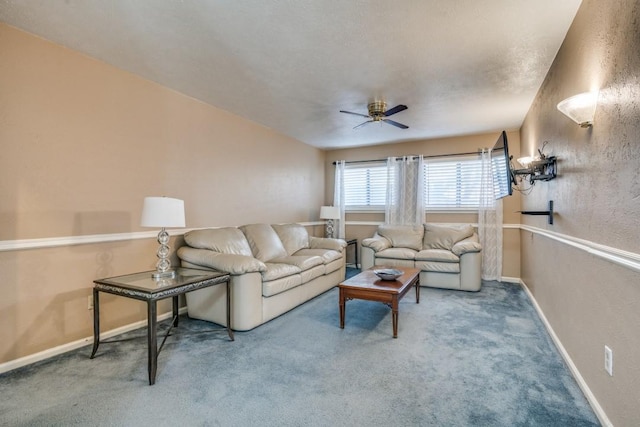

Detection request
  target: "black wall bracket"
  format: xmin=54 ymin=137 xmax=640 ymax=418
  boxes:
xmin=519 ymin=200 xmax=554 ymax=224
xmin=513 ymin=156 xmax=557 ymax=185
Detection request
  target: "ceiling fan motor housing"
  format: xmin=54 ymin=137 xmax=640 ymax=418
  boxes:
xmin=368 ymin=101 xmax=387 ymax=120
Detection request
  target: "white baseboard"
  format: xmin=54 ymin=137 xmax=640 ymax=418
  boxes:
xmin=0 ymin=307 xmax=187 ymax=375
xmin=519 ymin=280 xmax=612 ymax=427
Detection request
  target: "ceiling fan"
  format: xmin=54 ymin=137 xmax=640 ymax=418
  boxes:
xmin=339 ymin=101 xmax=409 ymax=129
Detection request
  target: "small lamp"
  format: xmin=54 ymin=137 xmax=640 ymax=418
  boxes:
xmin=516 ymin=156 xmax=535 ymax=168
xmin=141 ymin=196 xmax=186 ymax=278
xmin=319 ymin=206 xmax=340 ymax=238
xmin=513 ymin=142 xmax=557 ymax=185
xmin=557 ymin=91 xmax=598 ymax=127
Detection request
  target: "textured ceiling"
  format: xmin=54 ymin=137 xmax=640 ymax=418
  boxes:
xmin=0 ymin=0 xmax=582 ymax=149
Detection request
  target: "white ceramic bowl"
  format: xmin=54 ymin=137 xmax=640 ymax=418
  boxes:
xmin=373 ymin=268 xmax=403 ymax=281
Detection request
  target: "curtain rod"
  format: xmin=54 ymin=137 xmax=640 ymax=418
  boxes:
xmin=332 ymin=150 xmax=482 ymax=165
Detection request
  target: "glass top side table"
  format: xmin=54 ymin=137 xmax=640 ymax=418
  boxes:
xmin=90 ymin=267 xmax=232 ymax=385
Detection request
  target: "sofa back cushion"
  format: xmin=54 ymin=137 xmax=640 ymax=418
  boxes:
xmin=272 ymin=223 xmax=310 ymax=255
xmin=183 ymin=227 xmax=253 ymax=256
xmin=377 ymin=225 xmax=424 ymax=251
xmin=239 ymin=223 xmax=288 ymax=262
xmin=423 ymin=224 xmax=474 ymax=250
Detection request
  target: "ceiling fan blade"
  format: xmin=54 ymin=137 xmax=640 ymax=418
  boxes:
xmin=383 ymin=119 xmax=409 ymax=129
xmin=340 ymin=110 xmax=371 ymax=118
xmin=384 ymin=104 xmax=408 ymax=116
xmin=353 ymin=120 xmax=374 ymax=129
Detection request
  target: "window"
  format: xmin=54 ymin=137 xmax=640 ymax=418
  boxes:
xmin=424 ymin=156 xmax=483 ymax=210
xmin=343 ymin=162 xmax=389 ymax=210
xmin=343 ymin=155 xmax=482 ymax=211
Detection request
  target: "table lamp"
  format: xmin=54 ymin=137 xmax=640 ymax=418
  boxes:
xmin=140 ymin=196 xmax=186 ymax=278
xmin=319 ymin=206 xmax=340 ymax=238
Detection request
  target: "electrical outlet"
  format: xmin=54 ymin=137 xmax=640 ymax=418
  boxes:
xmin=604 ymin=345 xmax=613 ymax=376
xmin=88 ymin=295 xmax=94 ymax=310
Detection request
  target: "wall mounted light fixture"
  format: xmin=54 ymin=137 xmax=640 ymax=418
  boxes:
xmin=557 ymin=91 xmax=598 ymax=127
xmin=513 ymin=142 xmax=557 ymax=185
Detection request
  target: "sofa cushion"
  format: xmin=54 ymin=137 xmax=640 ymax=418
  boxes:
xmin=376 ymin=247 xmax=418 ymax=260
xmin=300 ymin=265 xmax=325 ymax=283
xmin=415 ymin=249 xmax=460 ymax=263
xmin=452 ymin=240 xmax=482 ymax=256
xmin=183 ymin=227 xmax=253 ymax=256
xmin=423 ymin=224 xmax=474 ymax=250
xmin=377 ymin=225 xmax=424 ymax=251
xmin=261 ymin=262 xmax=301 ymax=282
xmin=270 ymin=255 xmax=323 ymax=271
xmin=361 ymin=235 xmax=392 ymax=252
xmin=177 ymin=247 xmax=266 ymax=275
xmin=272 ymin=223 xmax=310 ymax=255
xmin=309 ymin=236 xmax=347 ymax=251
xmin=415 ymin=260 xmax=461 ymax=273
xmin=262 ymin=274 xmax=303 ymax=297
xmin=240 ymin=224 xmax=288 ymax=262
xmin=324 ymin=258 xmax=343 ymax=274
xmin=294 ymin=248 xmax=342 ymax=264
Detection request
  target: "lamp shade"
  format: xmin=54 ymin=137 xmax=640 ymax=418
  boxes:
xmin=319 ymin=206 xmax=340 ymax=220
xmin=557 ymin=92 xmax=598 ymax=127
xmin=140 ymin=197 xmax=186 ymax=228
xmin=517 ymin=156 xmax=535 ymax=167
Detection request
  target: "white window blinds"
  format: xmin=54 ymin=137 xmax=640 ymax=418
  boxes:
xmin=342 ymin=155 xmax=482 ymax=211
xmin=344 ymin=162 xmax=389 ymax=210
xmin=424 ymin=155 xmax=483 ymax=210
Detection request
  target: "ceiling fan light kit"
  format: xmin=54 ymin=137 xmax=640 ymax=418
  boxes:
xmin=340 ymin=101 xmax=409 ymax=129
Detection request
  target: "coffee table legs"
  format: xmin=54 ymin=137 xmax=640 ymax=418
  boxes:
xmin=339 ymin=288 xmax=346 ymax=329
xmin=391 ymin=296 xmax=399 ymax=338
xmin=339 ymin=275 xmax=420 ymax=338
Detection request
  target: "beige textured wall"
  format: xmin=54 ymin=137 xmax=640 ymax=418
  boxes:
xmin=520 ymin=0 xmax=640 ymax=425
xmin=324 ymin=132 xmax=522 ymax=278
xmin=0 ymin=24 xmax=325 ymax=363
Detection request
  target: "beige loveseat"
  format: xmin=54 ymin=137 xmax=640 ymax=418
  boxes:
xmin=177 ymin=223 xmax=346 ymax=331
xmin=361 ymin=224 xmax=482 ymax=291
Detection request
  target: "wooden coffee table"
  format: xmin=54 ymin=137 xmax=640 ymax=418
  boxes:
xmin=339 ymin=267 xmax=420 ymax=338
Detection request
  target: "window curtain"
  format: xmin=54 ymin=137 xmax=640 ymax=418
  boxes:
xmin=385 ymin=155 xmax=425 ymax=225
xmin=333 ymin=160 xmax=346 ymax=239
xmin=478 ymin=149 xmax=503 ymax=280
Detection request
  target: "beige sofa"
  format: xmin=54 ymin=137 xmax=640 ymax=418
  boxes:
xmin=361 ymin=224 xmax=482 ymax=291
xmin=177 ymin=223 xmax=346 ymax=331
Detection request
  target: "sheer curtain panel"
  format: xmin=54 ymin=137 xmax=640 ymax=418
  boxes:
xmin=478 ymin=149 xmax=503 ymax=280
xmin=385 ymin=156 xmax=425 ymax=226
xmin=333 ymin=160 xmax=346 ymax=239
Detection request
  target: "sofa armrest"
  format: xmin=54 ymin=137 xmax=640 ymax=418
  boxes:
xmin=452 ymin=240 xmax=482 ymax=256
xmin=361 ymin=246 xmax=375 ymax=270
xmin=361 ymin=235 xmax=392 ymax=252
xmin=309 ymin=236 xmax=347 ymax=252
xmin=177 ymin=247 xmax=267 ymax=275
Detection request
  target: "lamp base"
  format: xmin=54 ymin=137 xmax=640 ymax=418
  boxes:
xmin=325 ymin=219 xmax=335 ymax=239
xmin=152 ymin=269 xmax=177 ymax=279
xmin=152 ymin=227 xmax=175 ymax=279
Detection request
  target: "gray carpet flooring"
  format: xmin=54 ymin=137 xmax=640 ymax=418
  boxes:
xmin=1 ymin=276 xmax=599 ymax=426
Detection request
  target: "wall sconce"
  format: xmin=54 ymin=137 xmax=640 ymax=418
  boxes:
xmin=557 ymin=91 xmax=598 ymax=127
xmin=319 ymin=206 xmax=340 ymax=238
xmin=513 ymin=142 xmax=557 ymax=185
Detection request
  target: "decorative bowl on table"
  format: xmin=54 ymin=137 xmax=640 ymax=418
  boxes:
xmin=373 ymin=268 xmax=403 ymax=281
